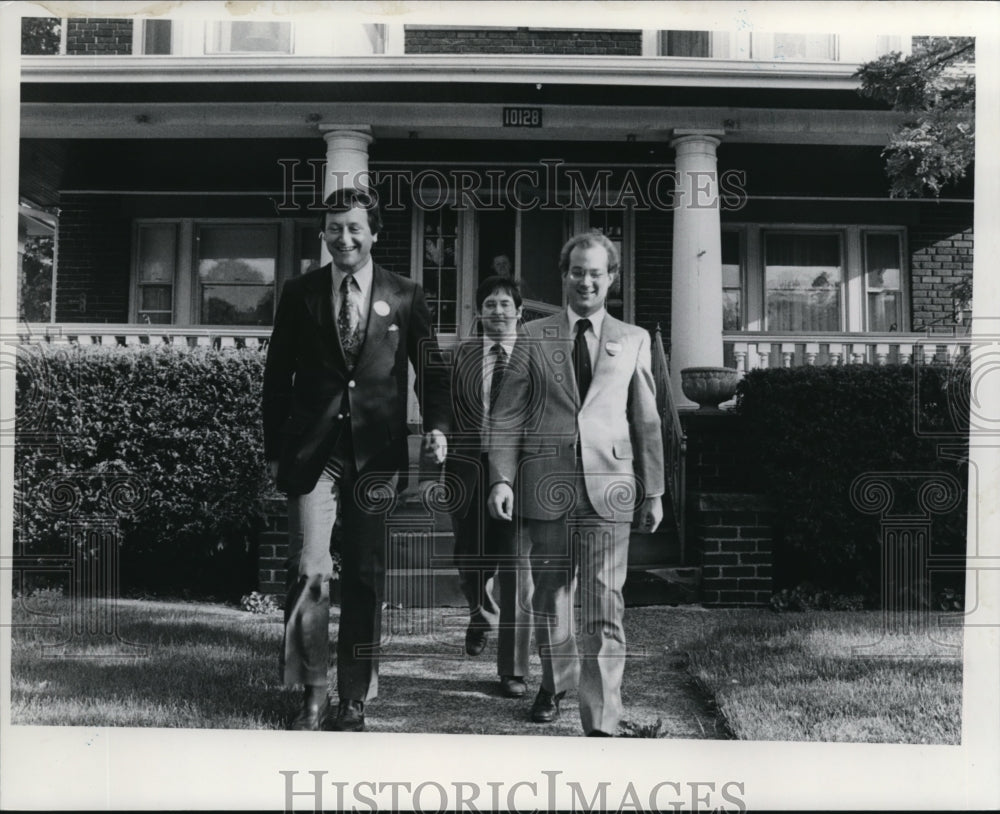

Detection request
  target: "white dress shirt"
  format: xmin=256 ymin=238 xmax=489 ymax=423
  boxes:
xmin=567 ymin=306 xmax=605 ymax=370
xmin=331 ymin=257 xmax=374 ymax=324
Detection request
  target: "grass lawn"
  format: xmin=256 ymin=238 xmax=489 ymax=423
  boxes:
xmin=684 ymin=610 xmax=963 ymax=744
xmin=9 ymin=595 xmax=963 ymax=743
xmin=8 ymin=596 xmax=723 ymax=737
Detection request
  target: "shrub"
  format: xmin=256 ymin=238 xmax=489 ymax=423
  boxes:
xmin=15 ymin=344 xmax=270 ymax=599
xmin=735 ymin=364 xmax=968 ymax=600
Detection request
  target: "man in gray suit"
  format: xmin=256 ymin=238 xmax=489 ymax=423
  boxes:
xmin=487 ymin=231 xmax=664 ymax=737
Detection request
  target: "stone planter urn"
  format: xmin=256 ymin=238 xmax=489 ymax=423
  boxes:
xmin=680 ymin=366 xmax=740 ymax=411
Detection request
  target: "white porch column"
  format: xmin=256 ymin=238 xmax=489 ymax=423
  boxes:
xmin=669 ymin=129 xmax=725 ymax=407
xmin=320 ymin=125 xmax=374 ymax=199
xmin=318 ymin=125 xmax=373 ymax=265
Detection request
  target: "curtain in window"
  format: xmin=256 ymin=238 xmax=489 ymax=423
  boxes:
xmin=765 ymin=233 xmax=842 ymax=331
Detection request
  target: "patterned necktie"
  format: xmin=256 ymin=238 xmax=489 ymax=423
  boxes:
xmin=338 ymin=274 xmax=363 ymax=368
xmin=489 ymin=343 xmax=508 ymax=412
xmin=574 ymin=318 xmax=593 ymax=402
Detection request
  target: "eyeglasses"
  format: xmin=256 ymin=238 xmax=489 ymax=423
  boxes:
xmin=567 ymin=269 xmax=610 ymax=281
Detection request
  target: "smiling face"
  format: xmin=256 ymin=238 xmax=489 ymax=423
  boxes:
xmin=479 ymin=287 xmax=522 ymax=342
xmin=323 ymin=206 xmax=377 ymax=274
xmin=563 ymin=243 xmax=615 ymax=318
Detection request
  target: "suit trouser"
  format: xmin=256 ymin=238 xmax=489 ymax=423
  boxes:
xmin=523 ymin=479 xmax=630 ymax=735
xmin=281 ymin=459 xmax=392 ymax=702
xmin=451 ymin=454 xmax=533 ymax=677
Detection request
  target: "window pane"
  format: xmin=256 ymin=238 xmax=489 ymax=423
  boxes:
xmin=138 ymin=224 xmax=176 ymax=284
xmin=722 ymin=231 xmax=742 ymax=330
xmin=298 ymin=225 xmax=322 ymax=275
xmin=140 ymin=285 xmax=172 ymax=312
xmin=143 ymin=19 xmax=172 ymax=54
xmin=661 ymin=30 xmax=711 ymax=57
xmin=723 ymin=291 xmax=742 ymax=331
xmin=201 ymin=286 xmax=275 ymax=325
xmin=765 ymin=233 xmax=842 ymax=331
xmin=771 ymin=33 xmax=836 ymax=60
xmin=865 ymin=233 xmax=903 ymax=331
xmin=198 ymin=226 xmax=276 ymax=284
xmin=868 ymin=292 xmax=900 ymax=333
xmin=209 ymin=21 xmax=291 ymax=53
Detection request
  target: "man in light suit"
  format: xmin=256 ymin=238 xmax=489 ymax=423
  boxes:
xmin=263 ymin=187 xmax=450 ymax=732
xmin=487 ymin=231 xmax=664 ymax=737
xmin=446 ymin=276 xmax=533 ymax=699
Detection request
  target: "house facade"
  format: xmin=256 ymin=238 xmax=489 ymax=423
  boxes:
xmin=17 ymin=12 xmax=975 ymax=605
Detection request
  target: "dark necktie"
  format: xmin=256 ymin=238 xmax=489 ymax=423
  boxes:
xmin=574 ymin=318 xmax=593 ymax=402
xmin=488 ymin=343 xmax=508 ymax=412
xmin=338 ymin=274 xmax=363 ymax=368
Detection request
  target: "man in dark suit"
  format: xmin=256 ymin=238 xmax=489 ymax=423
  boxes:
xmin=446 ymin=276 xmax=533 ymax=699
xmin=263 ymin=187 xmax=450 ymax=732
xmin=487 ymin=231 xmax=664 ymax=737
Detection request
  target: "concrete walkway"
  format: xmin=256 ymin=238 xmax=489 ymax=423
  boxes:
xmin=339 ymin=605 xmax=731 ymax=739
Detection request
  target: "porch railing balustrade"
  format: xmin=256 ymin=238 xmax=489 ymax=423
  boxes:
xmin=18 ymin=323 xmax=273 ymax=351
xmin=725 ymin=331 xmax=971 ymax=372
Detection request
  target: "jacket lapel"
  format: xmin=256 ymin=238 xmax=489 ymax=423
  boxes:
xmin=301 ymin=263 xmax=343 ymax=363
xmin=583 ymin=315 xmax=625 ymax=409
xmin=534 ymin=312 xmax=576 ymax=405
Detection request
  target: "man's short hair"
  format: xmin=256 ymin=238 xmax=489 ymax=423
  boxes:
xmin=321 ymin=187 xmax=383 ymax=234
xmin=476 ymin=275 xmax=523 ymax=311
xmin=558 ymin=230 xmax=620 ymax=277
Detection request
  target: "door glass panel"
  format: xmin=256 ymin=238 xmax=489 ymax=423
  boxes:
xmin=518 ymin=209 xmax=567 ymax=318
xmin=422 ymin=207 xmax=459 ymax=334
xmin=722 ymin=230 xmax=742 ymax=330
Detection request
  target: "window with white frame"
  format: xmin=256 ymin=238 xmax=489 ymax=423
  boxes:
xmin=206 ymin=21 xmax=292 ymax=54
xmin=754 ymin=33 xmax=838 ymax=61
xmin=658 ymin=30 xmax=731 ymax=58
xmin=132 ymin=219 xmax=321 ymax=325
xmin=723 ymin=224 xmax=907 ymax=333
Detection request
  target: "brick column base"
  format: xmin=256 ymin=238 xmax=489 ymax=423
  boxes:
xmin=257 ymin=495 xmax=288 ymax=595
xmin=695 ymin=492 xmax=774 ymax=607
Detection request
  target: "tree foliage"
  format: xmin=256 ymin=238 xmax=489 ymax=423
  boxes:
xmin=855 ymin=37 xmax=975 ymax=198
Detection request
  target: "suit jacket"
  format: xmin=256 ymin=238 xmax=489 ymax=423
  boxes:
xmin=444 ymin=334 xmax=521 ymax=519
xmin=263 ymin=263 xmax=451 ymax=496
xmin=487 ymin=310 xmax=664 ymax=523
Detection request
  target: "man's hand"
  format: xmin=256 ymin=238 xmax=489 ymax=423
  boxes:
xmin=488 ymin=482 xmax=514 ymax=521
xmin=423 ymin=429 xmax=448 ymax=465
xmin=635 ymin=496 xmax=663 ymax=533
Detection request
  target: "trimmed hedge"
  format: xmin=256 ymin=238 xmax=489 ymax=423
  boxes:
xmin=15 ymin=344 xmax=270 ymax=598
xmin=735 ymin=364 xmax=968 ymax=599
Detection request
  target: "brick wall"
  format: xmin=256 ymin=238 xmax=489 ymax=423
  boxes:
xmin=697 ymin=493 xmax=774 ymax=607
xmin=909 ymin=204 xmax=974 ymax=330
xmin=66 ymin=18 xmax=134 ymax=55
xmin=55 ymin=194 xmax=131 ymax=322
xmin=405 ymin=27 xmax=641 ymax=55
xmin=257 ymin=496 xmax=288 ymax=595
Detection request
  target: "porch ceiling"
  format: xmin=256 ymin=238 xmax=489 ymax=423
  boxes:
xmin=20 ymin=138 xmax=940 ymax=210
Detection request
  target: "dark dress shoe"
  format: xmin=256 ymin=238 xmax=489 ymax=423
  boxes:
xmin=587 ymin=730 xmax=613 ymax=737
xmin=288 ymin=695 xmax=330 ymax=731
xmin=500 ymin=675 xmax=527 ymax=698
xmin=531 ymin=688 xmax=565 ymax=723
xmin=465 ymin=624 xmax=489 ymax=656
xmin=330 ymin=699 xmax=366 ymax=732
